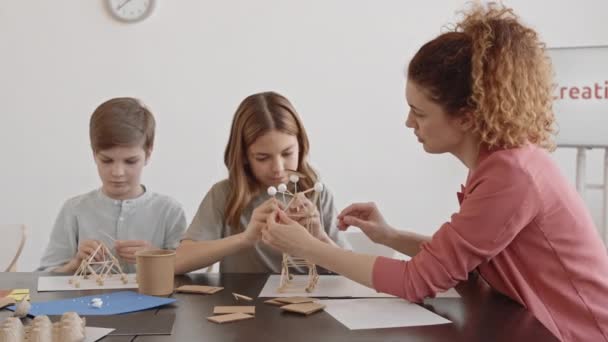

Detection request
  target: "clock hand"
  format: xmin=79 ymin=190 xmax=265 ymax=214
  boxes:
xmin=117 ymin=0 xmax=133 ymax=11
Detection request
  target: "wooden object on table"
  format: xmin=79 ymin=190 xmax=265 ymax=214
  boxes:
xmin=207 ymin=313 xmax=254 ymax=324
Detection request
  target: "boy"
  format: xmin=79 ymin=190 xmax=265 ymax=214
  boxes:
xmin=38 ymin=97 xmax=186 ymax=273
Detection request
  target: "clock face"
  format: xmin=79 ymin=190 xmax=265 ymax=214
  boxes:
xmin=107 ymin=0 xmax=155 ymax=23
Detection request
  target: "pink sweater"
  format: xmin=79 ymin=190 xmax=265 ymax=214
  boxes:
xmin=373 ymin=144 xmax=608 ymax=341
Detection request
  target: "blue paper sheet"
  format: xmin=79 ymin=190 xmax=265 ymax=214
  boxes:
xmin=6 ymin=291 xmax=176 ymax=316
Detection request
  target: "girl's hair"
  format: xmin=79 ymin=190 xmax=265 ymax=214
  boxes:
xmin=408 ymin=2 xmax=555 ymax=150
xmin=223 ymin=91 xmax=318 ymax=230
xmin=89 ymin=97 xmax=155 ymax=153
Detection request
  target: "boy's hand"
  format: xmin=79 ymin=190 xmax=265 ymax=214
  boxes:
xmin=76 ymin=240 xmax=104 ymax=262
xmin=114 ymin=240 xmax=154 ymax=264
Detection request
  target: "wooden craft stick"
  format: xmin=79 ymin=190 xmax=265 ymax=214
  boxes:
xmin=300 ymin=187 xmax=315 ymax=195
xmin=207 ymin=312 xmax=254 ymax=324
xmin=285 ymin=197 xmax=296 ymax=211
xmin=99 ymin=230 xmax=116 ymax=242
xmin=280 ymin=302 xmax=326 ymax=315
xmin=175 ymin=285 xmax=224 ymax=295
xmin=232 ymin=292 xmax=253 ymax=301
xmin=213 ymin=306 xmax=255 ymax=315
xmin=264 ymin=299 xmax=285 ymax=306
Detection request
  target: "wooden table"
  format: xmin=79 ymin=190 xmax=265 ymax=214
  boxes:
xmin=0 ymin=272 xmax=558 ymax=341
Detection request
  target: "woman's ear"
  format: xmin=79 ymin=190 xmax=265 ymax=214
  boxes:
xmin=457 ymin=111 xmax=475 ymax=132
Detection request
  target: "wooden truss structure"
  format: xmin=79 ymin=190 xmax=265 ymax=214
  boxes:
xmin=268 ymin=170 xmax=324 ymax=293
xmin=69 ymin=243 xmax=128 ymax=288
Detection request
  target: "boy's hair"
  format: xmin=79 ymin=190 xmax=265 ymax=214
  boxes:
xmin=89 ymin=97 xmax=156 ymax=153
xmin=408 ymin=2 xmax=555 ymax=150
xmin=223 ymin=91 xmax=318 ymax=231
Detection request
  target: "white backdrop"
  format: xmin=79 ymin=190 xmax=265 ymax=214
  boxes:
xmin=1 ymin=1 xmax=607 ymax=271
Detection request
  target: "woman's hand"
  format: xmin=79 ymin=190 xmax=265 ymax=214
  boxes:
xmin=337 ymin=202 xmax=396 ymax=245
xmin=262 ymin=210 xmax=318 ymax=256
xmin=285 ymin=193 xmax=329 ymax=241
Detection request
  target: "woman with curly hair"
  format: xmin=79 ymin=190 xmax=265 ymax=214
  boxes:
xmin=262 ymin=3 xmax=608 ymax=341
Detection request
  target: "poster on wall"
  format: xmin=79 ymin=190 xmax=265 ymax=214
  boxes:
xmin=548 ymin=45 xmax=608 ymax=146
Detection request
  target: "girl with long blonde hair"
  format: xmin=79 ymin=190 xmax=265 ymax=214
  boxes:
xmin=175 ymin=91 xmax=348 ymax=274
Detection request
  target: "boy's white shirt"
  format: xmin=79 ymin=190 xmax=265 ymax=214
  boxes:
xmin=38 ymin=186 xmax=187 ymax=273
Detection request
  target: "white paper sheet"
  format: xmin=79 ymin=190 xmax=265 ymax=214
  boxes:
xmin=318 ymin=298 xmax=452 ymax=330
xmin=86 ymin=327 xmax=115 ymax=342
xmin=38 ymin=274 xmax=138 ymax=292
xmin=435 ymin=288 xmax=460 ymax=298
xmin=258 ymin=275 xmax=460 ymax=298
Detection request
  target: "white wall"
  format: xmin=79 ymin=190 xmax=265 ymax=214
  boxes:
xmin=1 ymin=1 xmax=607 ymax=271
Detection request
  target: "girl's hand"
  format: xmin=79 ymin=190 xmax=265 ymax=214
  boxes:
xmin=243 ymin=197 xmax=283 ymax=245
